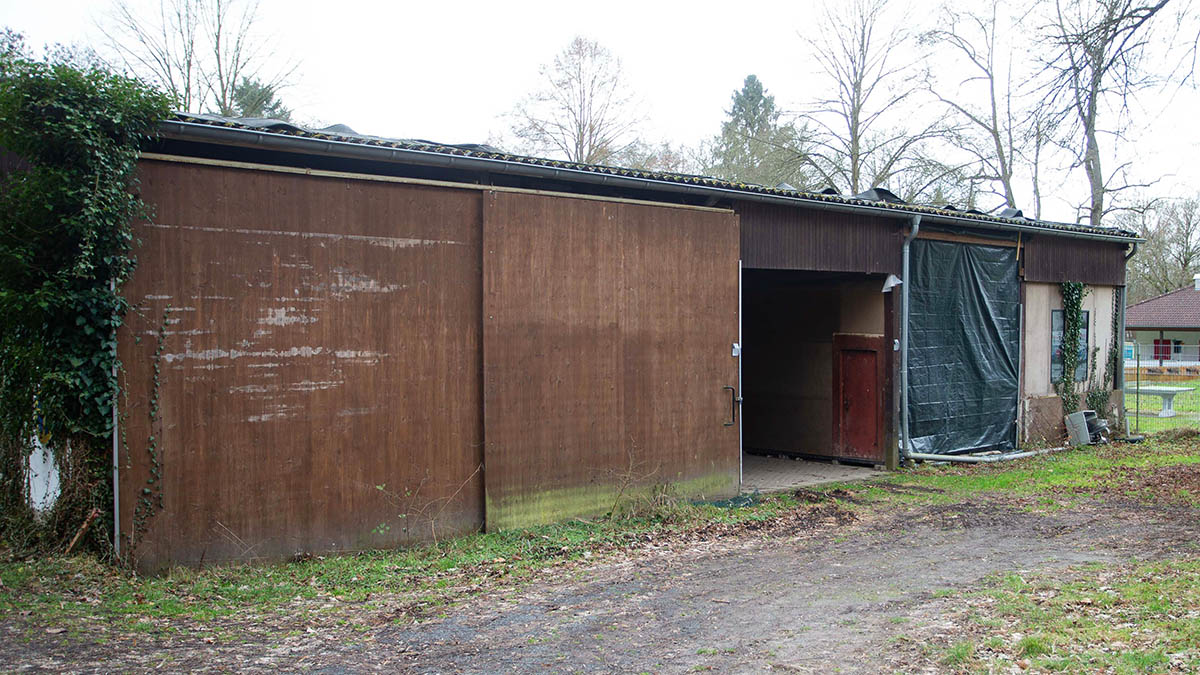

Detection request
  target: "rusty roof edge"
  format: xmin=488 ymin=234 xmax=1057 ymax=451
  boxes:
xmin=156 ymin=118 xmax=1142 ymax=245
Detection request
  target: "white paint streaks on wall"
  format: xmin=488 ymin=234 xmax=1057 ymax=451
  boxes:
xmin=330 ymin=267 xmax=406 ymax=295
xmin=337 ymin=407 xmax=374 ymax=417
xmin=247 ymin=411 xmax=295 ymax=423
xmin=258 ymin=307 xmax=320 ymax=326
xmin=332 ymin=349 xmax=388 ymax=365
xmin=288 ymin=380 xmax=345 ymax=392
xmin=334 ymin=350 xmax=386 ymax=359
xmin=246 ymin=403 xmax=303 ymax=423
xmin=229 ymin=383 xmax=278 ymax=394
xmin=162 ymin=345 xmax=325 ymax=364
xmin=145 ymin=222 xmax=466 ymax=250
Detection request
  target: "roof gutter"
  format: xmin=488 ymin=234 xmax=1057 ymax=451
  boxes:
xmin=157 ymin=120 xmax=1141 ymax=245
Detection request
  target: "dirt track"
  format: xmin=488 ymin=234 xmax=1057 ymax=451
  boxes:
xmin=9 ymin=496 xmax=1199 ymax=673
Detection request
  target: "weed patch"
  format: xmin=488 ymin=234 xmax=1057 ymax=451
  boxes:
xmin=939 ymin=559 xmax=1200 ymax=672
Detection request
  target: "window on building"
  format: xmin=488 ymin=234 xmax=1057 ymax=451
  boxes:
xmin=1051 ymin=309 xmax=1089 ymax=382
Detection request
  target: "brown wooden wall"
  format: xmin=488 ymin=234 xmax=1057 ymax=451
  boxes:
xmin=120 ymin=160 xmax=485 ymax=570
xmin=481 ymin=192 xmax=741 ymax=529
xmin=1023 ymin=234 xmax=1128 ymax=286
xmin=737 ymin=201 xmax=903 ymax=272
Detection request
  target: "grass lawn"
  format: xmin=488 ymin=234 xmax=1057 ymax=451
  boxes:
xmin=1126 ymin=376 xmax=1200 ymax=434
xmin=3 ymin=434 xmax=1199 ymax=670
xmin=938 ymin=559 xmax=1200 ymax=673
xmin=859 ymin=436 xmax=1200 ymax=509
xmin=0 ymin=490 xmax=811 ymax=638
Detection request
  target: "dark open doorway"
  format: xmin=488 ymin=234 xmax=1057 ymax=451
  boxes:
xmin=741 ymin=269 xmax=893 ymax=466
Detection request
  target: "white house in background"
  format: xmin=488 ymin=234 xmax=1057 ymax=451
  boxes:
xmin=1127 ymin=274 xmax=1200 ymax=363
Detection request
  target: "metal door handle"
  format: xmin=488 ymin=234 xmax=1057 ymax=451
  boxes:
xmin=724 ymin=385 xmax=739 ymax=426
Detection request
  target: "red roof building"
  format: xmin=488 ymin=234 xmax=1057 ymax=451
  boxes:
xmin=1127 ymin=276 xmax=1200 ymax=362
xmin=1127 ymin=277 xmax=1200 ymax=330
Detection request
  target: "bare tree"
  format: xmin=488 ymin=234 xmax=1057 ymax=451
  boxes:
xmin=100 ymin=0 xmax=201 ymax=111
xmin=609 ymin=140 xmax=698 ymax=174
xmin=204 ymin=0 xmax=264 ymax=116
xmin=889 ymin=153 xmax=984 ymax=207
xmin=98 ymin=0 xmax=294 ymax=115
xmin=923 ymin=1 xmax=1025 ymax=211
xmin=1042 ymin=0 xmax=1175 ymax=227
xmin=1021 ymin=101 xmax=1067 ymax=220
xmin=509 ymin=37 xmax=642 ymax=164
xmin=803 ymin=0 xmax=950 ymax=195
xmin=1124 ymin=196 xmax=1200 ymax=301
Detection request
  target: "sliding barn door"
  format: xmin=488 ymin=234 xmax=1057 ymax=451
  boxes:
xmin=482 ymin=191 xmax=740 ymax=530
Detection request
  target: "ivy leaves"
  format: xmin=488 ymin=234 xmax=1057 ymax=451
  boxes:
xmin=1055 ymin=281 xmax=1088 ymax=415
xmin=0 ymin=44 xmax=168 ymax=442
xmin=0 ymin=36 xmax=168 ymax=554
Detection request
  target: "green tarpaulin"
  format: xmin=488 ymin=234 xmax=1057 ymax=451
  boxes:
xmin=909 ymin=239 xmax=1020 ymax=454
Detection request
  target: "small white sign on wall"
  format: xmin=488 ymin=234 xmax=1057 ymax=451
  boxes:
xmin=27 ymin=439 xmax=61 ymax=516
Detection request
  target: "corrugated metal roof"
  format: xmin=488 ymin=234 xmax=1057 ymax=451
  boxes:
xmin=1127 ymin=285 xmax=1200 ymax=329
xmin=164 ymin=113 xmax=1138 ymax=241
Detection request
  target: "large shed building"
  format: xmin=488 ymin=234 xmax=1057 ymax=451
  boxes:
xmin=116 ymin=114 xmax=1135 ymax=570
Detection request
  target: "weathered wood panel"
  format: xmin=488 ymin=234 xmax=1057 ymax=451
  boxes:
xmin=119 ymin=160 xmax=484 ymax=570
xmin=1023 ymin=234 xmax=1127 ymax=286
xmin=737 ymin=201 xmax=903 ymax=273
xmin=482 ymin=192 xmax=740 ymax=529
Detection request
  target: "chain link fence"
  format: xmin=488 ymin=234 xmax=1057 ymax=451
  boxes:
xmin=1124 ymin=342 xmax=1200 ymax=434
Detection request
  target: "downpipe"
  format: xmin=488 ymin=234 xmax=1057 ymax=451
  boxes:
xmin=899 ymin=214 xmax=920 ymax=464
xmin=111 ymin=278 xmax=120 ymax=558
xmin=1121 ymin=241 xmax=1138 ymax=436
xmin=906 ymin=445 xmax=1072 ymax=464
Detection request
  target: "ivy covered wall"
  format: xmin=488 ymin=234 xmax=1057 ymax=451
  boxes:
xmin=0 ymin=33 xmax=169 ymax=556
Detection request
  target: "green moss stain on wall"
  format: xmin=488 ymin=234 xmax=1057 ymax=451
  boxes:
xmin=485 ymin=470 xmax=739 ymax=531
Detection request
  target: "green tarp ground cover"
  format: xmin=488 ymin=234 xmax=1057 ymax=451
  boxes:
xmin=909 ymin=239 xmax=1020 ymax=454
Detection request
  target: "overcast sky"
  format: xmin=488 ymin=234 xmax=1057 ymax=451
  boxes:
xmin=3 ymin=0 xmax=1198 ymax=224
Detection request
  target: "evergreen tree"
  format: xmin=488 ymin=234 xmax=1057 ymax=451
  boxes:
xmin=705 ymin=75 xmax=813 ymax=189
xmin=231 ymin=76 xmax=291 ymax=120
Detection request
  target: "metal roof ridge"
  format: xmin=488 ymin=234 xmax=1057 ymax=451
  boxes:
xmin=160 ymin=113 xmax=1139 ymax=241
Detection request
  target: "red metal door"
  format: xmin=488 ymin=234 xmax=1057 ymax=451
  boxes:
xmin=832 ymin=334 xmax=886 ymax=463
